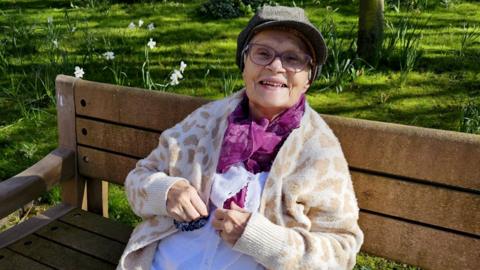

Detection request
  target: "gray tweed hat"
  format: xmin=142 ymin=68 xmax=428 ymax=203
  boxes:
xmin=236 ymin=5 xmax=327 ymax=81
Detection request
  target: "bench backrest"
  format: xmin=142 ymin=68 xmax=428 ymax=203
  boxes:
xmin=55 ymin=75 xmax=479 ymax=270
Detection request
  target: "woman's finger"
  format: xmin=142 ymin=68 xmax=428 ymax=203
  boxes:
xmin=190 ymin=193 xmax=208 ymax=217
xmin=182 ymin=203 xmax=201 ymax=221
xmin=214 ymin=208 xmax=225 ymax=220
xmin=211 ymin=218 xmax=222 ymax=230
xmin=168 ymin=206 xmax=183 ymax=221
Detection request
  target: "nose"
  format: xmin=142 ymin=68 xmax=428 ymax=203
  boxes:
xmin=266 ymin=56 xmax=286 ymax=72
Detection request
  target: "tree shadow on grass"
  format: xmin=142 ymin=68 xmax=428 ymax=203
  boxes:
xmin=0 ymin=0 xmax=70 ymax=10
xmin=417 ymin=53 xmax=480 ymax=73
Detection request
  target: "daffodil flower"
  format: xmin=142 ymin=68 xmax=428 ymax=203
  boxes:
xmin=53 ymin=39 xmax=58 ymax=48
xmin=170 ymin=73 xmax=179 ymax=85
xmin=103 ymin=51 xmax=115 ymax=60
xmin=138 ymin=19 xmax=144 ymax=27
xmin=147 ymin=38 xmax=156 ymax=49
xmin=128 ymin=22 xmax=135 ymax=29
xmin=179 ymin=61 xmax=187 ymax=73
xmin=147 ymin=23 xmax=155 ymax=31
xmin=74 ymin=66 xmax=85 ymax=78
xmin=173 ymin=69 xmax=183 ymax=79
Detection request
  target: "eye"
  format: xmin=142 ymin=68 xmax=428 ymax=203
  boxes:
xmin=283 ymin=52 xmax=302 ymax=65
xmin=254 ymin=48 xmax=273 ymax=60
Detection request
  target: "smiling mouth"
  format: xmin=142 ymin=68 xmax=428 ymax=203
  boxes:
xmin=259 ymin=80 xmax=287 ymax=88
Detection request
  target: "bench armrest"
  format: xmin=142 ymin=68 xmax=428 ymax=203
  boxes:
xmin=0 ymin=148 xmax=75 ymax=219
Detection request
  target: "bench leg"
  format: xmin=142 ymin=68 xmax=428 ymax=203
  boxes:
xmin=87 ymin=180 xmax=109 ymax=218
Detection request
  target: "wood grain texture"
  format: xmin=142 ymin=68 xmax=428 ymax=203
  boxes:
xmin=0 ymin=148 xmax=75 ymax=219
xmin=59 ymin=208 xmax=132 ymax=244
xmin=353 ymin=171 xmax=480 ymax=236
xmin=56 ymin=74 xmax=86 ymax=208
xmin=76 ymin=117 xmax=160 ymax=158
xmin=74 ymin=78 xmax=209 ymax=132
xmin=359 ymin=211 xmax=480 ymax=270
xmin=323 ymin=114 xmax=480 ymax=191
xmin=0 ymin=204 xmax=74 ymax=249
xmin=8 ymin=234 xmax=115 ymax=270
xmin=77 ymin=146 xmax=138 ymax=185
xmin=86 ymin=180 xmax=109 ymax=218
xmin=0 ymin=248 xmax=53 ymax=270
xmin=35 ymin=220 xmax=125 ymax=264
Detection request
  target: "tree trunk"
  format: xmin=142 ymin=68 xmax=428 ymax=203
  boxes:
xmin=357 ymin=0 xmax=384 ymax=66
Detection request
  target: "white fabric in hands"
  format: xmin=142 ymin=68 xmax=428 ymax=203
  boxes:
xmin=151 ymin=165 xmax=267 ymax=270
xmin=210 ymin=163 xmax=268 ymax=212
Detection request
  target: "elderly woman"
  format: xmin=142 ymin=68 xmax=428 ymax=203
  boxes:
xmin=118 ymin=5 xmax=363 ymax=270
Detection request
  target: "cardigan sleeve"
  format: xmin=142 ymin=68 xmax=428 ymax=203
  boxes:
xmin=124 ymin=131 xmax=189 ymax=220
xmin=123 ymin=97 xmax=224 ymax=221
xmin=233 ymin=146 xmax=363 ymax=269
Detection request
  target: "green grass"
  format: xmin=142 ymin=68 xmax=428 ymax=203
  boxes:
xmin=1 ymin=0 xmax=480 ymax=269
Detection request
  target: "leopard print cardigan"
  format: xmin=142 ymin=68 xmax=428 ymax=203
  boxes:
xmin=117 ymin=89 xmax=363 ymax=270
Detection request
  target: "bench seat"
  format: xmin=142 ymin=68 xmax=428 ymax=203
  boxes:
xmin=0 ymin=204 xmax=132 ymax=270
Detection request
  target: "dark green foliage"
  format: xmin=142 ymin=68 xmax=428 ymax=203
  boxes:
xmin=460 ymin=99 xmax=480 ymax=134
xmin=198 ymin=0 xmax=274 ymax=19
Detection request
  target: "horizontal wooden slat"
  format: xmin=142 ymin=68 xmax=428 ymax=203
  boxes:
xmin=8 ymin=234 xmax=115 ymax=270
xmin=74 ymin=79 xmax=209 ymax=132
xmin=359 ymin=211 xmax=480 ymax=270
xmin=353 ymin=171 xmax=480 ymax=236
xmin=0 ymin=204 xmax=75 ymax=249
xmin=78 ymin=146 xmax=138 ymax=185
xmin=0 ymin=248 xmax=53 ymax=270
xmin=59 ymin=208 xmax=132 ymax=244
xmin=76 ymin=117 xmax=160 ymax=158
xmin=35 ymin=220 xmax=125 ymax=264
xmin=323 ymin=114 xmax=480 ymax=191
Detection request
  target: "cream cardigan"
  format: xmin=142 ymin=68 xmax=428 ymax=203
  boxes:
xmin=117 ymin=90 xmax=363 ymax=270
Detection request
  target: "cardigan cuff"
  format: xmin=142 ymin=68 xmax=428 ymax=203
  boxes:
xmin=232 ymin=212 xmax=288 ymax=266
xmin=142 ymin=174 xmax=189 ymax=217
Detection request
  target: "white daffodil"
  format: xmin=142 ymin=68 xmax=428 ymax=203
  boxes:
xmin=74 ymin=66 xmax=85 ymax=78
xmin=147 ymin=38 xmax=156 ymax=49
xmin=170 ymin=72 xmax=179 ymax=85
xmin=71 ymin=27 xmax=76 ymax=32
xmin=179 ymin=61 xmax=187 ymax=73
xmin=47 ymin=17 xmax=53 ymax=24
xmin=128 ymin=22 xmax=135 ymax=29
xmin=147 ymin=23 xmax=155 ymax=31
xmin=173 ymin=69 xmax=183 ymax=79
xmin=103 ymin=51 xmax=115 ymax=60
xmin=138 ymin=19 xmax=144 ymax=27
xmin=52 ymin=39 xmax=58 ymax=48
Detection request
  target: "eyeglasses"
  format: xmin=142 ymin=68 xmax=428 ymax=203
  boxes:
xmin=243 ymin=43 xmax=312 ymax=73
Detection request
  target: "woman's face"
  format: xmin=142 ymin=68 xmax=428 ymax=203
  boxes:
xmin=242 ymin=29 xmax=311 ymax=121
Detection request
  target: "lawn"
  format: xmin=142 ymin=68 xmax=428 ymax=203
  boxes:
xmin=1 ymin=0 xmax=479 ymax=269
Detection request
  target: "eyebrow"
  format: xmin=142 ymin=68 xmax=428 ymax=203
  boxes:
xmin=251 ymin=42 xmax=307 ymax=54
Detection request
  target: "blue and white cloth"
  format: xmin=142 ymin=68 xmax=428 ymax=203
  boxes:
xmin=151 ymin=165 xmax=268 ymax=270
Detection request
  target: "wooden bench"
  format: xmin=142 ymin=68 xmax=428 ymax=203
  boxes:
xmin=0 ymin=75 xmax=478 ymax=269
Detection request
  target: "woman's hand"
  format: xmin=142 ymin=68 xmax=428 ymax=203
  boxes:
xmin=212 ymin=201 xmax=252 ymax=246
xmin=166 ymin=181 xmax=208 ymax=221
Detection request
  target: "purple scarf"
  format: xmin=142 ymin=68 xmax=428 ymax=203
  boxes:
xmin=217 ymin=93 xmax=305 ymax=209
